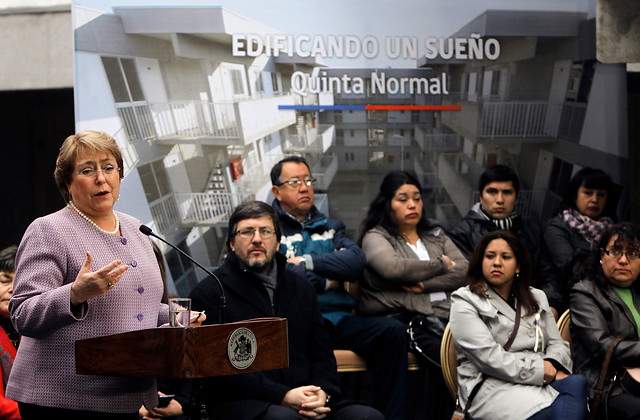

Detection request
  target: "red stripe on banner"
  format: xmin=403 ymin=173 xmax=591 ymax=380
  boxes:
xmin=365 ymin=105 xmax=461 ymax=111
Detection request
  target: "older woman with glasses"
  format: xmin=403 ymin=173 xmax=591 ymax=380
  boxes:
xmin=571 ymin=222 xmax=640 ymax=419
xmin=7 ymin=130 xmax=203 ymax=420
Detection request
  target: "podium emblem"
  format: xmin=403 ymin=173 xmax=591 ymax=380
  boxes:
xmin=227 ymin=327 xmax=257 ymax=369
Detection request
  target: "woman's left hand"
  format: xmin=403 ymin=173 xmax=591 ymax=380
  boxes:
xmin=402 ymin=282 xmax=424 ymax=294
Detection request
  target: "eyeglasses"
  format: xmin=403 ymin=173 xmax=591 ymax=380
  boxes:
xmin=277 ymin=177 xmax=316 ymax=188
xmin=235 ymin=227 xmax=276 ymax=240
xmin=75 ymin=166 xmax=119 ymax=178
xmin=602 ymin=248 xmax=640 ymax=260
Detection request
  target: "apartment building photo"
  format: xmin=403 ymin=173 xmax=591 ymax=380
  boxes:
xmin=74 ymin=5 xmax=336 ymax=294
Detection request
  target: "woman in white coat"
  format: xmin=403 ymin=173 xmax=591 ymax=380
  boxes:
xmin=450 ymin=230 xmax=587 ymax=420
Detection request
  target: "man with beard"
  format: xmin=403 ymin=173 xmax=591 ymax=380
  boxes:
xmin=190 ymin=201 xmax=383 ymax=420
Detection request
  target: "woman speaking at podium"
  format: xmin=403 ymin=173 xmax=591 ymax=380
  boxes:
xmin=6 ymin=131 xmax=172 ymax=419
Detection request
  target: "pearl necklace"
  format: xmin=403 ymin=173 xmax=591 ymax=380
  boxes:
xmin=68 ymin=201 xmax=120 ymax=235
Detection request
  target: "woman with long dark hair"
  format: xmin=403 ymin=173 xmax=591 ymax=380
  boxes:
xmin=358 ymin=170 xmax=468 ymax=418
xmin=571 ymin=222 xmax=640 ymax=419
xmin=540 ymin=167 xmax=617 ymax=318
xmin=358 ymin=171 xmax=467 ymax=329
xmin=450 ymin=230 xmax=587 ymax=420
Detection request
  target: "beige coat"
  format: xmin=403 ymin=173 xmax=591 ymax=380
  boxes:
xmin=359 ymin=225 xmax=468 ymax=319
xmin=450 ymin=286 xmax=572 ymax=420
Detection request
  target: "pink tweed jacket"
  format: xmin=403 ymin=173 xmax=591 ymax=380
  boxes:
xmin=7 ymin=207 xmax=169 ymax=413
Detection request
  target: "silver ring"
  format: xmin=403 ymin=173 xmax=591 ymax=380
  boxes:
xmin=108 ymin=282 xmax=114 ymax=289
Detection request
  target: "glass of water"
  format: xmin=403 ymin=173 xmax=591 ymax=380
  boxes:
xmin=169 ymin=298 xmax=191 ymax=327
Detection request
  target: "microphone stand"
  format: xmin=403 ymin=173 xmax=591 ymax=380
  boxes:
xmin=139 ymin=224 xmax=226 ymax=324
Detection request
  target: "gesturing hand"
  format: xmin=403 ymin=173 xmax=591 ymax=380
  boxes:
xmin=70 ymin=251 xmax=128 ymax=306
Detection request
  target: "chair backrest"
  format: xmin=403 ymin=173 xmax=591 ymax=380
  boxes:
xmin=557 ymin=309 xmax=572 ymax=355
xmin=440 ymin=322 xmax=458 ymax=399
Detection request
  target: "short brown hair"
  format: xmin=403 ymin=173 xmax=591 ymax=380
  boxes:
xmin=54 ymin=130 xmax=124 ymax=202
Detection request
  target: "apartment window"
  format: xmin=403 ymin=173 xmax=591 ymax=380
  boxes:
xmin=369 ymin=151 xmax=385 ymax=162
xmin=138 ymin=160 xmax=172 ymax=203
xmin=368 ymin=128 xmax=386 ymax=141
xmin=102 ymin=57 xmax=144 ymax=103
xmin=271 ymin=72 xmax=282 ymax=93
xmin=367 ymin=110 xmax=387 ymax=122
xmin=411 ymin=111 xmax=420 ymax=123
xmin=230 ymin=69 xmax=246 ymax=96
xmin=252 ymin=70 xmax=265 ymax=94
xmin=566 ymin=61 xmax=595 ymax=103
xmin=334 ymin=110 xmax=343 ymax=123
xmin=490 ymin=70 xmax=501 ymax=97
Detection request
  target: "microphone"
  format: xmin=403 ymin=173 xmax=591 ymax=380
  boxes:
xmin=139 ymin=224 xmax=226 ymax=324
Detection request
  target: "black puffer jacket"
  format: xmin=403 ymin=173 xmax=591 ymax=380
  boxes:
xmin=539 ymin=215 xmax=593 ymax=312
xmin=570 ymin=276 xmax=640 ymax=405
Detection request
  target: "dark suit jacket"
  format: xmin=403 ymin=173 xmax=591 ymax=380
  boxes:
xmin=190 ymin=252 xmax=341 ymax=420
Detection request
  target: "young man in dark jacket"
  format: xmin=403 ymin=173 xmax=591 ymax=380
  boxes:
xmin=447 ymin=164 xmax=546 ymax=296
xmin=270 ymin=156 xmax=408 ymax=420
xmin=190 ymin=201 xmax=383 ymax=420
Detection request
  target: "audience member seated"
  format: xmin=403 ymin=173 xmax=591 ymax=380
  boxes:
xmin=358 ymin=171 xmax=468 ymax=359
xmin=539 ymin=167 xmax=616 ymax=319
xmin=447 ymin=164 xmax=543 ymax=272
xmin=0 ymin=245 xmax=20 ymax=420
xmin=190 ymin=201 xmax=383 ymax=420
xmin=358 ymin=171 xmax=468 ymax=418
xmin=571 ymin=222 xmax=640 ymax=419
xmin=270 ymin=156 xmax=407 ymax=420
xmin=450 ymin=230 xmax=587 ymax=420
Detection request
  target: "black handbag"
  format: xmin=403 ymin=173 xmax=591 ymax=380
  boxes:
xmin=407 ymin=313 xmax=447 ymax=369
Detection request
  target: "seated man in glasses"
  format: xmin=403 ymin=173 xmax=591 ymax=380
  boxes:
xmin=270 ymin=156 xmax=408 ymax=420
xmin=190 ymin=201 xmax=383 ymax=420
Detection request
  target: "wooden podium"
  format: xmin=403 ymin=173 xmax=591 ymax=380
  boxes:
xmin=75 ymin=318 xmax=288 ymax=378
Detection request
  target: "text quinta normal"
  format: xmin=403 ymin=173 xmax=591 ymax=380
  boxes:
xmin=291 ymin=71 xmax=449 ymax=96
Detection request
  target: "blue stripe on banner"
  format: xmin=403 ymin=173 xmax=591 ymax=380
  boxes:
xmin=278 ymin=105 xmax=365 ymax=110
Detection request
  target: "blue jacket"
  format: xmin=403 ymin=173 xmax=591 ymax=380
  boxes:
xmin=272 ymin=199 xmax=366 ymax=326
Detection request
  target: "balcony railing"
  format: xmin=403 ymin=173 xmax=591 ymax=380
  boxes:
xmin=149 ymin=191 xmax=255 ymax=232
xmin=149 ymin=194 xmax=182 ymax=234
xmin=116 ymin=96 xmax=296 ymax=145
xmin=116 ymin=101 xmax=239 ymax=143
xmin=481 ymin=101 xmax=548 ymax=138
xmin=175 ymin=191 xmax=255 ymax=226
xmin=312 ymin=155 xmax=338 ymax=191
xmin=282 ymin=124 xmax=335 ymax=154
